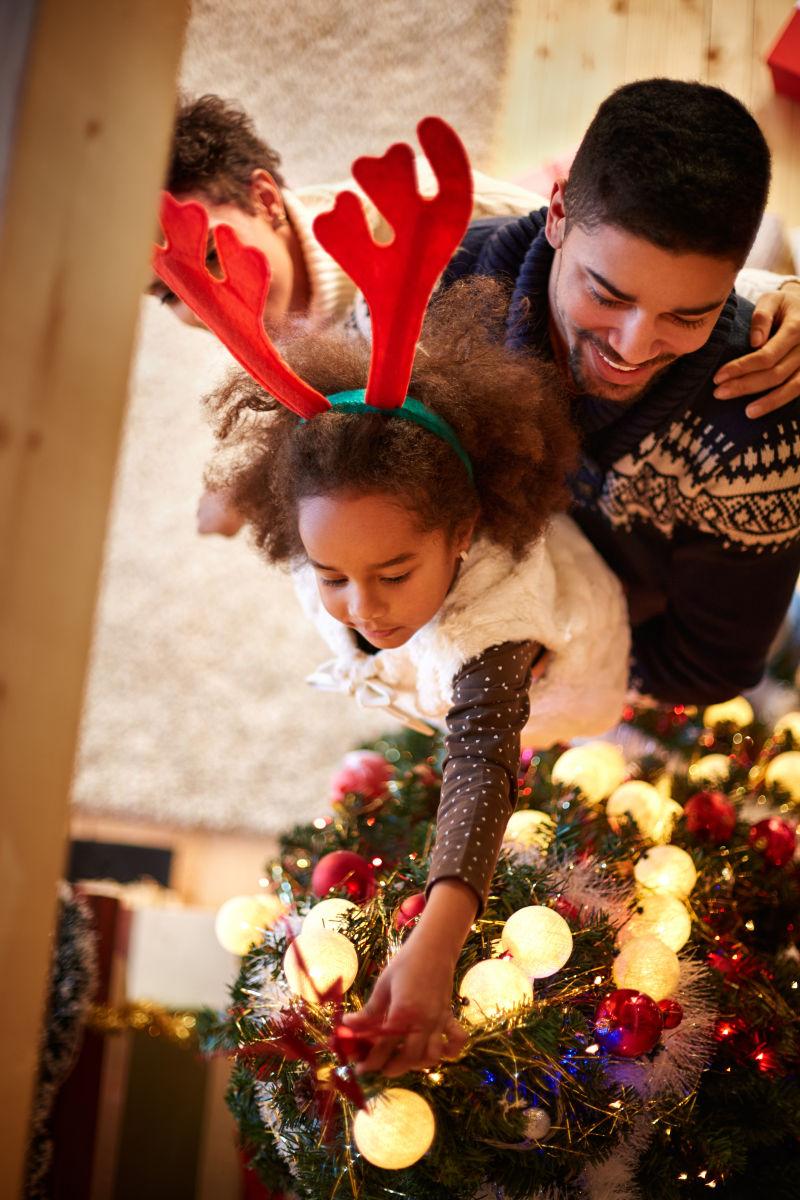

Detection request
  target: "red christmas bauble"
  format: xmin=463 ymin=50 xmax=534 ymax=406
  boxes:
xmin=594 ymin=989 xmax=663 ymax=1057
xmin=553 ymin=897 xmax=581 ymax=924
xmin=311 ymin=851 xmax=376 ymax=902
xmin=329 ymin=751 xmax=394 ymax=805
xmin=683 ymin=790 xmax=736 ymax=843
xmin=393 ymin=892 xmax=427 ymax=930
xmin=657 ymin=998 xmax=683 ymax=1030
xmin=748 ymin=818 xmax=797 ymax=868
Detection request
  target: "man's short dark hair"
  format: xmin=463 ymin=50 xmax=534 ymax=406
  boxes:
xmin=167 ymin=95 xmax=286 ymax=211
xmin=564 ymin=79 xmax=771 ymax=264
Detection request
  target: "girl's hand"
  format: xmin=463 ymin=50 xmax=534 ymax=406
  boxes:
xmin=342 ymin=877 xmax=478 ymax=1078
xmin=343 ymin=938 xmax=466 ymax=1078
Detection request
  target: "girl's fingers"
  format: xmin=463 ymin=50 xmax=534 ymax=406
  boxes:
xmin=440 ymin=1015 xmax=467 ymax=1060
xmin=380 ymin=1029 xmax=430 ymax=1078
xmin=356 ymin=1035 xmax=405 ymax=1076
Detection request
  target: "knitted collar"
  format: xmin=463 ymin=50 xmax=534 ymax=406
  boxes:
xmin=479 ymin=208 xmax=740 ymax=469
xmin=282 ymin=190 xmax=347 ymax=328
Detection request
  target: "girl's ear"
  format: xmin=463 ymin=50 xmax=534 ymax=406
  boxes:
xmin=454 ymin=513 xmax=478 ymax=556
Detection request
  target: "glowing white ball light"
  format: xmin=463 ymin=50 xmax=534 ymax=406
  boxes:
xmin=764 ymin=751 xmax=800 ymax=800
xmin=353 ymin=1088 xmax=436 ymax=1169
xmin=606 ymin=780 xmax=667 ymax=840
xmin=500 ymin=905 xmax=573 ymax=978
xmin=688 ymin=754 xmax=731 ymax=786
xmin=459 ymin=959 xmax=533 ymax=1025
xmin=618 ymin=892 xmax=692 ymax=952
xmin=283 ymin=929 xmax=358 ymax=1001
xmin=613 ymin=934 xmax=681 ymax=1002
xmin=774 ymin=712 xmax=800 ymax=742
xmin=551 ymin=742 xmax=627 ymax=804
xmin=703 ymin=696 xmax=754 ymax=730
xmin=503 ymin=809 xmax=555 ymax=851
xmin=634 ymin=845 xmax=697 ymax=899
xmin=214 ymin=893 xmax=286 ymax=956
xmin=302 ymin=897 xmax=357 ymax=935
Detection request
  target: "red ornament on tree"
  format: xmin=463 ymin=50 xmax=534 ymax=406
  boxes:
xmin=594 ymin=989 xmax=664 ymax=1057
xmin=657 ymin=998 xmax=683 ymax=1029
xmin=329 ymin=751 xmax=394 ymax=806
xmin=748 ymin=818 xmax=796 ymax=868
xmin=683 ymin=790 xmax=736 ymax=843
xmin=393 ymin=892 xmax=427 ymax=930
xmin=311 ymin=851 xmax=376 ymax=902
xmin=553 ymin=896 xmax=581 ymax=924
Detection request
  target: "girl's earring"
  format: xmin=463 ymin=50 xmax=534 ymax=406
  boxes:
xmin=271 ymin=209 xmax=288 ymax=230
xmin=458 ymin=549 xmax=468 ymax=562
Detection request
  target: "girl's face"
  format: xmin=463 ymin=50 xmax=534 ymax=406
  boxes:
xmin=297 ymin=492 xmax=472 ymax=649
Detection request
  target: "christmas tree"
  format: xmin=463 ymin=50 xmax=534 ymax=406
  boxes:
xmin=202 ymin=703 xmax=800 ymax=1200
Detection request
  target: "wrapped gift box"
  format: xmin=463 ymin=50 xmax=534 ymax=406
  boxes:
xmin=767 ymin=4 xmax=800 ymax=103
xmin=126 ymin=905 xmax=238 ymax=1010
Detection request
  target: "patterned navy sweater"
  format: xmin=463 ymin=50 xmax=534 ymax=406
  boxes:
xmin=443 ymin=209 xmax=800 ymax=704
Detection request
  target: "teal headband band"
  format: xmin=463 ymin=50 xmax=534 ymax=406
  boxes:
xmin=319 ymin=389 xmax=474 ymax=483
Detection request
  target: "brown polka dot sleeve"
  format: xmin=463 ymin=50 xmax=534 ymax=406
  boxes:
xmin=426 ymin=640 xmax=538 ymax=913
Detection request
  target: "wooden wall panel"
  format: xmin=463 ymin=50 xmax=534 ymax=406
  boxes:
xmin=494 ymin=0 xmax=800 ymax=227
xmin=0 ymin=1 xmax=187 ymax=1193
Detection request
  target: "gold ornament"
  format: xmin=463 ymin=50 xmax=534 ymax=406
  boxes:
xmin=500 ymin=905 xmax=573 ymax=978
xmin=702 ymin=696 xmax=754 ymax=730
xmin=687 ymin=754 xmax=731 ymax=787
xmin=459 ymin=958 xmax=533 ymax=1025
xmin=302 ymin=897 xmax=357 ymax=935
xmin=764 ymin=751 xmax=800 ymax=800
xmin=352 ymin=1088 xmax=436 ymax=1169
xmin=634 ymin=844 xmax=697 ymax=898
xmin=612 ymin=933 xmax=681 ymax=1001
xmin=283 ymin=928 xmax=359 ymax=1001
xmin=502 ymin=809 xmax=556 ymax=851
xmin=214 ymin=893 xmax=286 ymax=956
xmin=88 ymin=1001 xmax=197 ymax=1045
xmin=618 ymin=892 xmax=692 ymax=952
xmin=551 ymin=742 xmax=627 ymax=804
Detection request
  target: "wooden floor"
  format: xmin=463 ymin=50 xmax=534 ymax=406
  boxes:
xmin=493 ymin=0 xmax=800 ymax=229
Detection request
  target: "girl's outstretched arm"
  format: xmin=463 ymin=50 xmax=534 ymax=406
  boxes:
xmin=342 ymin=878 xmax=477 ymax=1076
xmin=343 ymin=640 xmax=541 ymax=1076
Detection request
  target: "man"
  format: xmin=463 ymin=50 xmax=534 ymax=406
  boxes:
xmin=442 ymin=78 xmax=800 ymax=703
xmin=153 ymin=88 xmax=800 ymax=703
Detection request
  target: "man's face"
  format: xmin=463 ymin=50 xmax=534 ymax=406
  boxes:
xmin=147 ymin=174 xmax=295 ymax=329
xmin=545 ymin=183 xmax=738 ymax=403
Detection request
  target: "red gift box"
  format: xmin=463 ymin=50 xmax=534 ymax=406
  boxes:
xmin=767 ymin=4 xmax=800 ymax=103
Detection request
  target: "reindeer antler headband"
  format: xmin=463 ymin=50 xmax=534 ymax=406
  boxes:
xmin=152 ymin=117 xmax=475 ymax=477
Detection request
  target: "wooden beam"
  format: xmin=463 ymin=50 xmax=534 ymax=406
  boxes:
xmin=0 ymin=1 xmax=187 ymax=1193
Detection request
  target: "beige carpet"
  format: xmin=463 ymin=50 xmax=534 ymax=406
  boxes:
xmin=71 ymin=0 xmax=515 ymax=834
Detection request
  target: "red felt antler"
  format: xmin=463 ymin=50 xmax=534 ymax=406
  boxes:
xmin=153 ymin=193 xmax=330 ymax=419
xmin=312 ymin=116 xmax=473 ymax=409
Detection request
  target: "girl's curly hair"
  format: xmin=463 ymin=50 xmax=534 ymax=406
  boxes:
xmin=205 ymin=277 xmax=578 ymax=563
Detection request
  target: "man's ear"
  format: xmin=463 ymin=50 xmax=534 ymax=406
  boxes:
xmin=544 ymin=180 xmax=568 ymax=251
xmin=249 ymin=168 xmax=284 ymax=220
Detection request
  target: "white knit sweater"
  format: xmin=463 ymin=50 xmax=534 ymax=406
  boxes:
xmin=285 ymin=164 xmax=550 ymax=328
xmin=286 ymin=174 xmax=796 ymax=330
xmin=293 ymin=514 xmax=631 ymax=748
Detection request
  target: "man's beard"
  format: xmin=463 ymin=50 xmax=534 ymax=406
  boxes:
xmin=567 ymin=328 xmax=676 ymax=403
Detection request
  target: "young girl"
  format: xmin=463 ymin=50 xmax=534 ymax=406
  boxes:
xmin=153 ymin=119 xmax=630 ymax=1078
